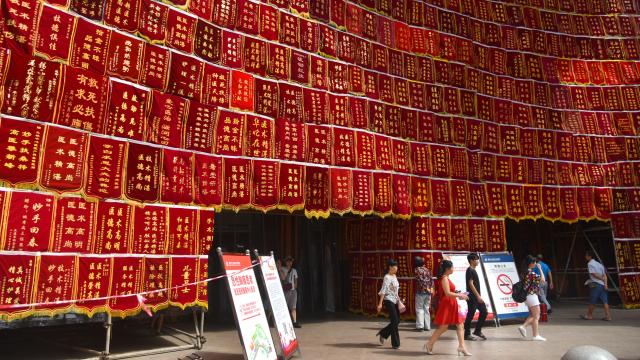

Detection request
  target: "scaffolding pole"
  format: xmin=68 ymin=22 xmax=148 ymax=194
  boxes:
xmin=95 ymin=308 xmax=205 ymax=360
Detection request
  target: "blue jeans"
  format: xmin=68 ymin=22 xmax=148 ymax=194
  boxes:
xmin=415 ymin=292 xmax=431 ymax=330
xmin=588 ymin=283 xmax=608 ymax=305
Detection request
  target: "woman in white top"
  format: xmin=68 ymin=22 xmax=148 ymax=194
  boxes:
xmin=376 ymin=259 xmax=402 ymax=349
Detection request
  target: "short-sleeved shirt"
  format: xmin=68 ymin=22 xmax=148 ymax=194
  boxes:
xmin=524 ymin=270 xmax=541 ymax=295
xmin=282 ymin=266 xmax=298 ymax=290
xmin=466 ymin=267 xmax=481 ymax=299
xmin=414 ymin=266 xmax=434 ymax=294
xmin=588 ymin=259 xmax=605 ymax=286
xmin=379 ymin=274 xmax=400 ymax=304
xmin=532 ymin=261 xmax=551 ymax=279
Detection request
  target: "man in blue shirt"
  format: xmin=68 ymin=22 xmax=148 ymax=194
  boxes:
xmin=533 ymin=254 xmax=554 ymax=314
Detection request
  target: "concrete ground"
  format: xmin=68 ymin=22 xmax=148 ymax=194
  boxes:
xmin=1 ymin=302 xmax=639 ymax=359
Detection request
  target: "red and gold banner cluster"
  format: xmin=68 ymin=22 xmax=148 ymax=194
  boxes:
xmin=0 ymin=188 xmax=213 ymax=320
xmin=345 ymin=217 xmax=506 ymax=316
xmin=0 ymin=0 xmax=638 ymax=311
xmin=611 ymin=211 xmax=640 ymax=308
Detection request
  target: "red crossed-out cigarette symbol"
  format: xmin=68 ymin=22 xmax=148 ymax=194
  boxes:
xmin=497 ymin=274 xmax=513 ymax=295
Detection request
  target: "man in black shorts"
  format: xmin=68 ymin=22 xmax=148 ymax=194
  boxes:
xmin=464 ymin=253 xmax=488 ymax=341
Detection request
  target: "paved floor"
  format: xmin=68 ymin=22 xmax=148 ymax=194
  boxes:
xmin=2 ymin=302 xmax=639 ymax=359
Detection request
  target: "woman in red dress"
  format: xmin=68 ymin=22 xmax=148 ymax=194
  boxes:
xmin=424 ymin=260 xmax=472 ymax=356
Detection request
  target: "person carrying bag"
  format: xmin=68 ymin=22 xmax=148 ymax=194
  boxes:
xmin=376 ymin=259 xmax=403 ymax=349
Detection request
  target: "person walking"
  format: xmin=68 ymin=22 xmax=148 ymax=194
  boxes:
xmin=518 ymin=255 xmax=546 ymax=341
xmin=281 ymin=256 xmax=301 ymax=328
xmin=424 ymin=260 xmax=472 ymax=356
xmin=464 ymin=253 xmax=488 ymax=341
xmin=414 ymin=256 xmax=434 ymax=331
xmin=376 ymin=259 xmax=404 ymax=349
xmin=580 ymin=251 xmax=612 ymax=321
xmin=533 ymin=254 xmax=554 ymax=314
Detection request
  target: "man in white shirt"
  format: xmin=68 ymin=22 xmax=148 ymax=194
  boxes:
xmin=580 ymin=251 xmax=612 ymax=321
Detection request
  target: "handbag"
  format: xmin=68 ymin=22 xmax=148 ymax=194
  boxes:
xmin=397 ymin=300 xmax=406 ymax=314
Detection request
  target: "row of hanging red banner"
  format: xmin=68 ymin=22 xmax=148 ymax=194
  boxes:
xmin=5 ymin=2 xmax=640 ymax=128
xmin=344 ymin=216 xmax=507 ymax=254
xmin=0 ymin=117 xmax=626 ymax=220
xmin=31 ymin=0 xmax=640 ymax=68
xmin=0 ymin=189 xmax=214 ymax=255
xmin=5 ymin=48 xmax=640 ymax=169
xmin=0 ymin=252 xmax=209 ymax=321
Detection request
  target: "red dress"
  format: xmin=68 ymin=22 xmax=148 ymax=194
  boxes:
xmin=434 ymin=277 xmax=462 ymax=325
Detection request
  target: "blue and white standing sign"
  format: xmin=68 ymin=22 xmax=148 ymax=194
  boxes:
xmin=480 ymin=253 xmax=529 ymax=319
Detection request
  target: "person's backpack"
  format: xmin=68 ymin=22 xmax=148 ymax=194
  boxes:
xmin=512 ymin=280 xmax=527 ymax=303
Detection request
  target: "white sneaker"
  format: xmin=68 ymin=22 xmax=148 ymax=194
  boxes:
xmin=532 ymin=335 xmax=547 ymax=341
xmin=518 ymin=326 xmax=527 ymax=338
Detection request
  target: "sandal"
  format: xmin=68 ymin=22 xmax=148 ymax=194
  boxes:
xmin=579 ymin=315 xmax=593 ymax=320
xmin=601 ymin=318 xmax=612 ymax=321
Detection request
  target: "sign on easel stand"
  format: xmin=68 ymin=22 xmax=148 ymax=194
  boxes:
xmin=480 ymin=253 xmax=529 ymax=321
xmin=255 ymin=251 xmax=301 ymax=359
xmin=219 ymin=249 xmax=278 ymax=360
xmin=442 ymin=253 xmax=495 ymax=322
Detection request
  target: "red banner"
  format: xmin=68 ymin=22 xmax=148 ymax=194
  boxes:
xmin=0 ymin=118 xmax=44 ymax=185
xmin=143 ymin=257 xmax=169 ymax=309
xmin=373 ymin=172 xmax=392 ymax=215
xmin=51 ymin=197 xmax=96 ymax=253
xmin=2 ymin=53 xmax=62 ymax=123
xmin=167 ymin=207 xmax=197 ymax=255
xmin=279 ymin=163 xmax=304 ymax=210
xmin=185 ymin=102 xmax=216 ymax=153
xmin=70 ymin=18 xmax=111 ymax=75
xmin=305 ymin=166 xmax=329 ymax=217
xmin=40 ymin=126 xmax=88 ymax=192
xmin=223 ymin=157 xmax=251 ymax=208
xmin=214 ymin=109 xmax=245 ymax=156
xmin=146 ymin=91 xmax=188 ymax=148
xmin=33 ymin=255 xmax=76 ymax=315
xmin=161 ymin=149 xmax=194 ymax=204
xmin=330 ymin=168 xmax=351 ymax=213
xmin=106 ymin=81 xmax=149 ymax=140
xmin=75 ymin=256 xmax=111 ymax=316
xmin=352 ymin=170 xmax=372 ymax=214
xmin=3 ymin=191 xmax=54 ymax=251
xmin=124 ymin=142 xmax=161 ymax=203
xmin=0 ymin=254 xmax=37 ymax=319
xmin=107 ymin=257 xmax=144 ymax=317
xmin=94 ymin=202 xmax=132 ymax=254
xmin=133 ymin=205 xmax=167 ymax=254
xmin=252 ymin=160 xmax=279 ymax=210
xmin=34 ymin=5 xmax=75 ymax=62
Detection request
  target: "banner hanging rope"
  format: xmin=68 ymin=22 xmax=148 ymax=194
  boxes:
xmin=0 ymin=257 xmax=268 ymax=311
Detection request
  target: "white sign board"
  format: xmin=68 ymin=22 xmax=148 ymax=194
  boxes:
xmin=260 ymin=256 xmax=299 ymax=359
xmin=223 ymin=254 xmax=278 ymax=360
xmin=443 ymin=254 xmax=494 ymax=320
xmin=480 ymin=253 xmax=529 ymax=319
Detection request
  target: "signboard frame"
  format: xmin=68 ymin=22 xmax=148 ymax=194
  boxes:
xmin=218 ymin=248 xmax=279 ymax=360
xmin=253 ymin=250 xmax=301 ymax=360
xmin=479 ymin=252 xmax=529 ymax=322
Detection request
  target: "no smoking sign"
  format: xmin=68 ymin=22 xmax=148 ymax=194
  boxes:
xmin=497 ymin=274 xmax=513 ymax=295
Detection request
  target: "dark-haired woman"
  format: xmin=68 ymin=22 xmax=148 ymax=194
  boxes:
xmin=424 ymin=260 xmax=472 ymax=356
xmin=518 ymin=255 xmax=546 ymax=341
xmin=376 ymin=259 xmax=403 ymax=349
